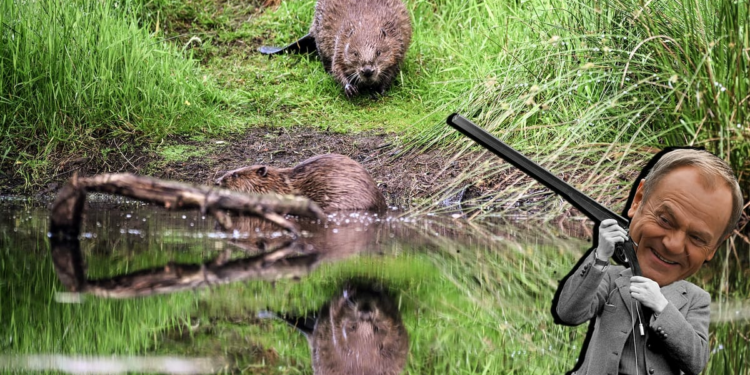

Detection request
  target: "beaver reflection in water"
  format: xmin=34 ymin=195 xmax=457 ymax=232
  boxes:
xmin=215 ymin=154 xmax=387 ymax=213
xmin=264 ymin=284 xmax=409 ymax=375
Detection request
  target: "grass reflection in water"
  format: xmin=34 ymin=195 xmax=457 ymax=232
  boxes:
xmin=0 ymin=203 xmax=747 ymax=374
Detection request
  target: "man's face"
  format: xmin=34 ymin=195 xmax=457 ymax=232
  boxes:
xmin=627 ymin=166 xmax=732 ymax=287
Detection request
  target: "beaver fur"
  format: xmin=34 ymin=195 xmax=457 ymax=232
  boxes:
xmin=310 ymin=0 xmax=412 ymax=97
xmin=215 ymin=153 xmax=387 ymax=212
xmin=311 ymin=285 xmax=409 ymax=374
xmin=264 ymin=283 xmax=409 ymax=375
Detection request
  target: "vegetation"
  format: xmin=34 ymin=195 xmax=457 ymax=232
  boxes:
xmin=3 ymin=0 xmax=746 ymax=198
xmin=0 ymin=0 xmax=228 ymax=186
xmin=410 ymin=0 xmax=749 ymax=216
xmin=1 ymin=204 xmax=746 ymax=373
xmin=1 ymin=0 xmax=747 ymax=372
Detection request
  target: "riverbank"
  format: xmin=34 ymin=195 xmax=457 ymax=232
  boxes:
xmin=2 ymin=0 xmax=747 ymax=222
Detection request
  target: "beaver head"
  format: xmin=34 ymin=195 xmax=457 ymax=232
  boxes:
xmin=338 ymin=20 xmax=407 ymax=88
xmin=215 ymin=165 xmax=293 ymax=195
xmin=312 ymin=285 xmax=409 ymax=374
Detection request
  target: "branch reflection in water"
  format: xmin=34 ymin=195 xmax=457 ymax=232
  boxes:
xmin=47 ymin=173 xmax=326 ymax=298
xmin=46 ymin=173 xmax=418 ymax=373
xmin=49 ymin=211 xmax=414 ymax=373
xmin=46 ymin=200 xmax=565 ymax=373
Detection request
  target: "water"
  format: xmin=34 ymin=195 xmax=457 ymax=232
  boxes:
xmin=0 ymin=198 xmax=747 ymax=374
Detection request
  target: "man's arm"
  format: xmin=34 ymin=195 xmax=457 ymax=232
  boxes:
xmin=649 ymin=286 xmax=710 ymax=375
xmin=555 ymin=250 xmax=615 ymax=325
xmin=556 ymin=219 xmax=627 ymax=325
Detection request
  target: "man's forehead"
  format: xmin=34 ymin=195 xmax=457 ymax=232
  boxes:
xmin=654 ymin=164 xmax=724 ymax=192
xmin=644 ymin=166 xmax=733 ymax=235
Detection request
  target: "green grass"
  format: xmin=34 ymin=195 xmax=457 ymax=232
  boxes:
xmin=408 ymin=0 xmax=748 ymax=216
xmin=0 ymin=0 xmax=229 ymax=187
xmin=159 ymin=144 xmax=210 ymax=163
xmin=3 ymin=204 xmax=747 ymax=374
xmin=1 ymin=0 xmax=747 ymax=371
xmin=2 ymin=0 xmax=747 ymax=201
xmin=143 ymin=0 xmax=496 ymax=133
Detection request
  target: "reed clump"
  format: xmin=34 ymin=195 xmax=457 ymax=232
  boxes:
xmin=411 ymin=0 xmax=748 ymax=219
xmin=0 ymin=0 xmax=224 ymax=185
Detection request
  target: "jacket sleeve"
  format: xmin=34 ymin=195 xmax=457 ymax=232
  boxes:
xmin=649 ymin=286 xmax=710 ymax=375
xmin=555 ymin=250 xmax=617 ymax=325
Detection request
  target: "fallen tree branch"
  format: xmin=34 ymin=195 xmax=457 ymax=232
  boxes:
xmin=48 ymin=173 xmax=326 ymax=295
xmin=50 ymin=173 xmax=325 ymax=236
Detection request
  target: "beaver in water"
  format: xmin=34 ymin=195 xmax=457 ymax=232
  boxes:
xmin=215 ymin=153 xmax=387 ymax=212
xmin=260 ymin=283 xmax=409 ymax=375
xmin=259 ymin=0 xmax=412 ymax=98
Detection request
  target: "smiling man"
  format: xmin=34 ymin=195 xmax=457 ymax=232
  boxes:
xmin=553 ymin=148 xmax=744 ymax=375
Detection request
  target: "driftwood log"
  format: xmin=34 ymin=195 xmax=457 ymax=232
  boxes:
xmin=50 ymin=173 xmax=325 ymax=235
xmin=49 ymin=173 xmax=326 ymax=298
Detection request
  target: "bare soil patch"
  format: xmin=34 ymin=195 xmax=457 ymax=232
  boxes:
xmin=152 ymin=127 xmax=460 ymax=207
xmin=1 ymin=127 xmax=458 ymax=207
xmin=4 ymin=126 xmax=746 ymax=239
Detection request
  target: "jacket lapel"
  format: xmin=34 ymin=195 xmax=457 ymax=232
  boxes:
xmin=661 ymin=281 xmax=689 ymax=311
xmin=615 ymin=268 xmax=634 ymax=317
xmin=615 ymin=271 xmax=689 ymax=315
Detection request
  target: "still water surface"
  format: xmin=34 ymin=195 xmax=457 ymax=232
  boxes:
xmin=1 ymin=198 xmax=747 ymax=374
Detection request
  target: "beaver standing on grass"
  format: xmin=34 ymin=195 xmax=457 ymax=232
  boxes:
xmin=259 ymin=0 xmax=412 ymax=98
xmin=215 ymin=153 xmax=387 ymax=212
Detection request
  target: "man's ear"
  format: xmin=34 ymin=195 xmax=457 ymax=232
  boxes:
xmin=627 ymin=179 xmax=646 ymax=219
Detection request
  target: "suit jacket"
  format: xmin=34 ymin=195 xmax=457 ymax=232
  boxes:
xmin=555 ymin=251 xmax=711 ymax=375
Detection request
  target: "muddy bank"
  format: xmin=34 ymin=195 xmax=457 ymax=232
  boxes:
xmin=1 ymin=0 xmax=745 ymax=233
xmin=1 ymin=127 xmax=467 ymax=206
xmin=162 ymin=127 xmax=453 ymax=206
xmin=0 ymin=124 xmax=586 ymax=205
xmin=3 ymin=126 xmax=747 ymax=241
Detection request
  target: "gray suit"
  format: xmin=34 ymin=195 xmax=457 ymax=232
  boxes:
xmin=555 ymin=251 xmax=711 ymax=375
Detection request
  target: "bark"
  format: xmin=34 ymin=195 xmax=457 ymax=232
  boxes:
xmin=50 ymin=173 xmax=325 ymax=234
xmin=48 ymin=173 xmax=326 ymax=298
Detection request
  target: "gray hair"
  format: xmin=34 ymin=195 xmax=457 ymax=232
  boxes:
xmin=641 ymin=148 xmax=744 ymax=242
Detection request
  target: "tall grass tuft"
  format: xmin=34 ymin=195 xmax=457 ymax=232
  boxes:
xmin=410 ymin=0 xmax=748 ymax=219
xmin=572 ymin=0 xmax=749 ymax=182
xmin=0 ymin=0 xmax=224 ymax=184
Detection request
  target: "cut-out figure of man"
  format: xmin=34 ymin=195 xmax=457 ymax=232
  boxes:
xmin=553 ymin=148 xmax=744 ymax=375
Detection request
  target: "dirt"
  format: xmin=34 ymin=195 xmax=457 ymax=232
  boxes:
xmin=0 ymin=0 xmax=460 ymax=204
xmin=188 ymin=128 xmax=473 ymax=207
xmin=6 ymin=126 xmax=747 ymax=237
xmin=2 ymin=122 xmax=587 ymax=221
xmin=0 ymin=126 xmax=415 ymax=199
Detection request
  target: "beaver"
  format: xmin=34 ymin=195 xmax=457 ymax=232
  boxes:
xmin=260 ymin=0 xmax=412 ymax=98
xmin=260 ymin=283 xmax=410 ymax=375
xmin=215 ymin=153 xmax=387 ymax=212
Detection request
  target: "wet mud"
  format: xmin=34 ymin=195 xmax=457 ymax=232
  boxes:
xmin=3 ymin=126 xmax=474 ymax=209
